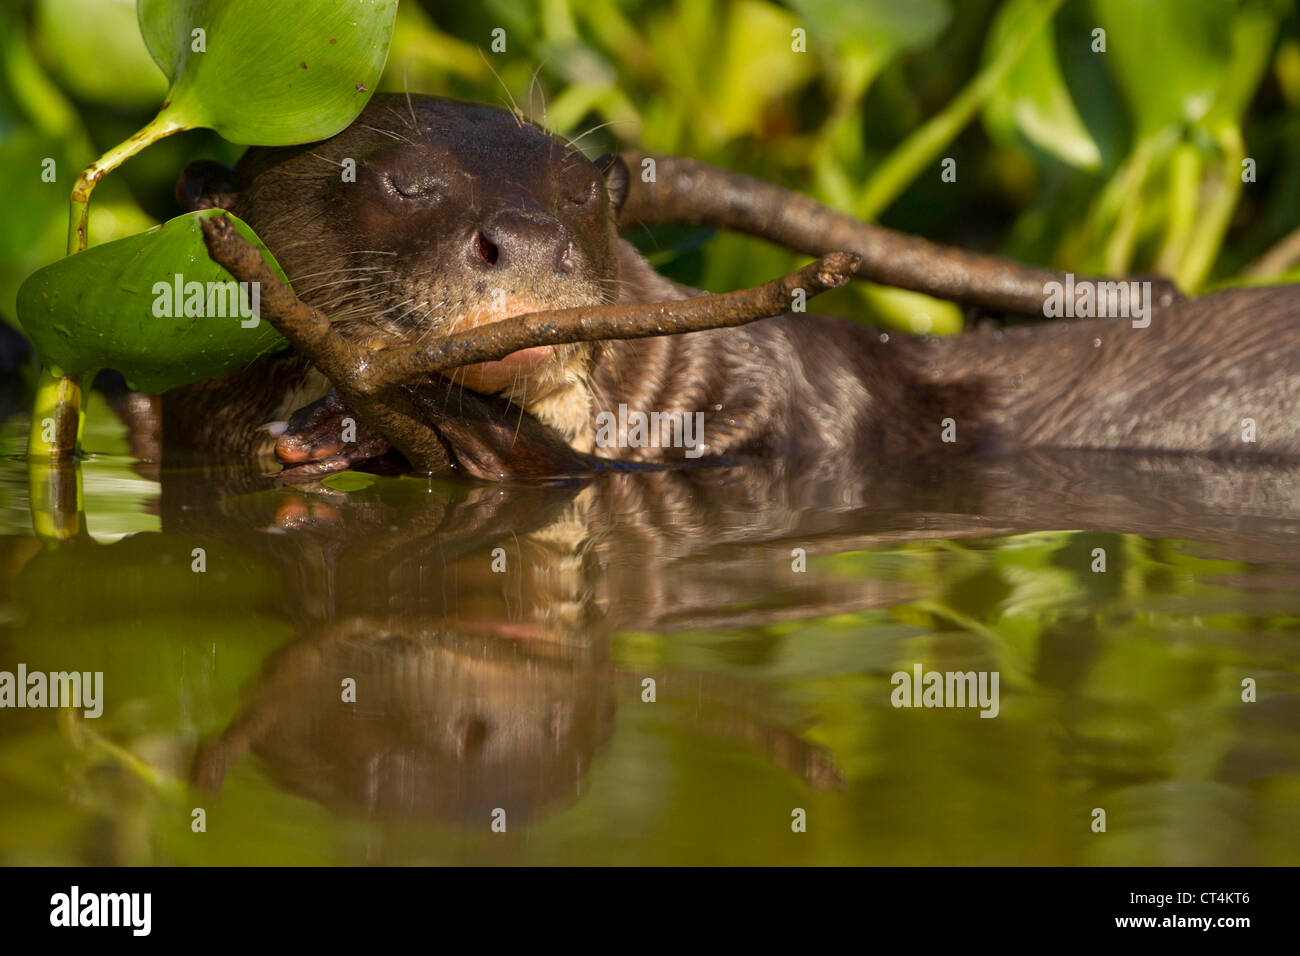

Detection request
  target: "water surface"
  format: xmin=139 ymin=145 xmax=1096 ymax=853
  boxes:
xmin=1 ymin=403 xmax=1297 ymax=865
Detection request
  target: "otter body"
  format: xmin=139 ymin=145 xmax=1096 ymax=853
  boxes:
xmin=165 ymin=94 xmax=1300 ymax=473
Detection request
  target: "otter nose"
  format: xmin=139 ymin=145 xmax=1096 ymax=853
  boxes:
xmin=471 ymin=209 xmax=575 ymax=274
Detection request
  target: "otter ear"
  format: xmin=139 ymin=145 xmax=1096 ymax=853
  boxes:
xmin=175 ymin=160 xmax=241 ymax=212
xmin=595 ymin=153 xmax=629 ymax=215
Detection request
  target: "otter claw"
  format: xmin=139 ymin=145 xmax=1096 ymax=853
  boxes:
xmin=274 ymin=388 xmax=393 ymax=479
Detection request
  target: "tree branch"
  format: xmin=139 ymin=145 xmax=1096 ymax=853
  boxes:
xmin=618 ymin=151 xmax=1180 ymax=316
xmin=200 ymin=213 xmax=858 ymax=472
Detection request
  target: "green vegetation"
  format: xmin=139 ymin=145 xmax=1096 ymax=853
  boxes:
xmin=6 ymin=0 xmax=1299 ymax=398
xmin=0 ymin=0 xmax=1298 ymax=867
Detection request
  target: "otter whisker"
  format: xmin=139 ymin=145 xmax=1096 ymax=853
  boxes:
xmin=380 ymin=299 xmax=431 ymax=332
xmin=405 ymin=82 xmax=418 ymax=129
xmin=296 ymin=274 xmax=392 ymax=296
xmin=290 ymin=266 xmax=390 ymax=281
xmin=478 ymin=48 xmax=524 ymax=127
xmin=359 ymin=123 xmax=417 ymax=147
xmin=563 ymin=120 xmax=620 ymax=151
xmin=527 ymin=59 xmax=551 ymax=130
xmin=351 ymin=296 xmax=416 ymax=323
xmin=511 ymin=368 xmax=528 ymax=446
xmin=307 ymin=151 xmax=348 ymax=168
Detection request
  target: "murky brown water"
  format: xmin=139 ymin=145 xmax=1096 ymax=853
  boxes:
xmin=2 ymin=404 xmax=1298 ymax=864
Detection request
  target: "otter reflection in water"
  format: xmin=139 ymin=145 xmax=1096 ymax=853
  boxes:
xmin=177 ymin=447 xmax=1300 ymax=828
xmin=184 ymin=467 xmax=872 ymax=825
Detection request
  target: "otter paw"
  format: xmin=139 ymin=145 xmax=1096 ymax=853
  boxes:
xmin=275 ymin=389 xmax=392 ymax=479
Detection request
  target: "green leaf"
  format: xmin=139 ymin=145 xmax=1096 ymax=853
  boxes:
xmin=856 ymin=283 xmax=963 ymax=336
xmin=16 ymin=210 xmax=289 ymax=393
xmin=321 ymin=471 xmax=377 ymax=492
xmin=1052 ymin=0 xmax=1130 ymax=172
xmin=1090 ymin=0 xmax=1233 ymax=141
xmin=983 ymin=0 xmax=1101 ymax=170
xmin=1198 ymin=0 xmax=1286 ymax=130
xmin=710 ymin=0 xmax=817 ymax=145
xmin=137 ymin=0 xmax=398 ymax=144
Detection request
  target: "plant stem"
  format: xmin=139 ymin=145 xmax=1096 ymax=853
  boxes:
xmin=1180 ymin=125 xmax=1245 ymax=291
xmin=67 ymin=110 xmax=185 ymax=255
xmin=1154 ymin=142 xmax=1202 ymax=279
xmin=26 ymin=370 xmax=84 ymax=539
xmin=59 ymin=709 xmax=185 ymax=802
xmin=1076 ymin=128 xmax=1173 ymax=273
xmin=34 ymin=110 xmax=186 ymax=461
xmin=26 ymin=458 xmax=82 ymax=541
xmin=1103 ymin=147 xmax=1152 ymax=275
xmin=26 ymin=366 xmax=82 ymax=458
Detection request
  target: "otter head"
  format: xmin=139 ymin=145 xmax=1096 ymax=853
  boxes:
xmin=178 ymin=94 xmax=630 ymax=445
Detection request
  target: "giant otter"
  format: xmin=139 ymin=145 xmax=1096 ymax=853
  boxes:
xmin=166 ymin=94 xmax=1300 ymax=476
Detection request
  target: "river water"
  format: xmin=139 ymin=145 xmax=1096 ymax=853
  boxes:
xmin=1 ymin=397 xmax=1297 ymax=865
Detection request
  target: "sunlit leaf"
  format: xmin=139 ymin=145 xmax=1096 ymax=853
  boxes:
xmin=321 ymin=471 xmax=378 ymax=492
xmin=709 ymin=0 xmax=817 ymax=145
xmin=137 ymin=0 xmax=397 ymax=144
xmin=1090 ymin=0 xmax=1232 ymax=141
xmin=983 ymin=0 xmax=1101 ymax=170
xmin=1198 ymin=0 xmax=1286 ymax=130
xmin=16 ymin=209 xmax=289 ymax=392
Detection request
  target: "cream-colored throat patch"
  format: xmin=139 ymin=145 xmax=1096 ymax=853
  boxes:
xmin=497 ymin=346 xmax=596 ymax=452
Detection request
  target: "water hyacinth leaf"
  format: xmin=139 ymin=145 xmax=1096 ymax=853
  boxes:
xmin=983 ymin=0 xmax=1101 ymax=170
xmin=16 ymin=210 xmax=289 ymax=393
xmin=321 ymin=471 xmax=378 ymax=492
xmin=137 ymin=0 xmax=398 ymax=144
xmin=1089 ymin=0 xmax=1233 ymax=141
xmin=1052 ymin=0 xmax=1130 ymax=172
xmin=1197 ymin=0 xmax=1287 ymax=131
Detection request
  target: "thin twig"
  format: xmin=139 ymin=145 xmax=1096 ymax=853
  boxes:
xmin=356 ymin=252 xmax=858 ymax=392
xmin=200 ymin=214 xmax=858 ymax=471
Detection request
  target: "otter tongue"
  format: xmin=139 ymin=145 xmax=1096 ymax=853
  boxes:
xmin=452 ymin=299 xmax=561 ymax=393
xmin=455 ymin=344 xmax=555 ymax=393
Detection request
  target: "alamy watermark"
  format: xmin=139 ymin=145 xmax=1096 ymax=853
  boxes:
xmin=50 ymin=886 xmax=150 ymax=936
xmin=891 ymin=664 xmax=999 ymax=718
xmin=152 ymin=273 xmax=261 ymax=328
xmin=0 ymin=664 xmax=102 ymax=718
xmin=594 ymin=403 xmax=706 ymax=458
xmin=1043 ymin=273 xmax=1151 ymax=328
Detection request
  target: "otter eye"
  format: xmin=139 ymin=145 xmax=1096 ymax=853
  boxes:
xmin=385 ymin=173 xmax=440 ymax=201
xmin=567 ymin=181 xmax=600 ymax=206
